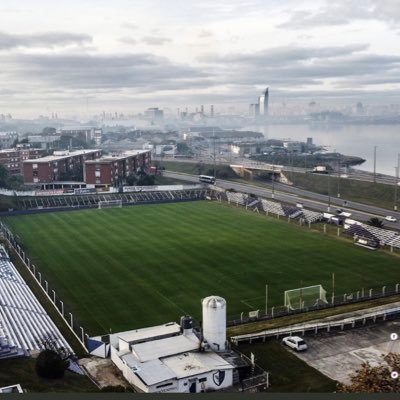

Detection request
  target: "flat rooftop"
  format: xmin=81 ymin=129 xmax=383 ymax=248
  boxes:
xmin=23 ymin=149 xmax=101 ymax=163
xmin=162 ymin=351 xmax=234 ymax=379
xmin=117 ymin=322 xmax=181 ymax=345
xmin=131 ymin=332 xmax=200 ymax=363
xmin=85 ymin=150 xmax=150 ymax=164
xmin=122 ymin=355 xmax=176 ymax=386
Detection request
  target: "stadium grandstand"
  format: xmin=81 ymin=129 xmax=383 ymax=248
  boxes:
xmin=11 ymin=188 xmax=214 ymax=212
xmin=0 ymin=246 xmax=71 ymax=358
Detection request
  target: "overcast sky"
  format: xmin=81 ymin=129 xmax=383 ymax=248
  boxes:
xmin=1 ymin=0 xmax=400 ymax=117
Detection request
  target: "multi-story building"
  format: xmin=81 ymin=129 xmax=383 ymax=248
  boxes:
xmin=0 ymin=132 xmax=18 ymax=149
xmin=57 ymin=126 xmax=102 ymax=146
xmin=0 ymin=147 xmax=47 ymax=175
xmin=23 ymin=149 xmax=102 ymax=185
xmin=258 ymin=87 xmax=269 ymax=116
xmin=144 ymin=108 xmax=164 ymax=121
xmin=84 ymin=150 xmax=151 ymax=187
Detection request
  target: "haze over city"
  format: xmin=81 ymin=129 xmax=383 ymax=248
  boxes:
xmin=1 ymin=0 xmax=400 ymax=117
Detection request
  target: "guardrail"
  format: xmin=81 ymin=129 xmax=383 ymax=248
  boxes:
xmin=231 ymin=306 xmax=400 ymax=344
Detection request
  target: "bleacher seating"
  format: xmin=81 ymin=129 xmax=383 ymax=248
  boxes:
xmin=15 ymin=189 xmax=214 ymax=211
xmin=345 ymin=221 xmax=400 ymax=249
xmin=301 ymin=209 xmax=323 ymax=223
xmin=0 ymin=246 xmax=71 ymax=358
xmin=261 ymin=199 xmax=285 ymax=216
xmin=226 ymin=192 xmax=247 ymax=205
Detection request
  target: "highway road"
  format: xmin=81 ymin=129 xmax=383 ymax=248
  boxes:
xmin=163 ymin=170 xmax=400 ymax=228
xmin=155 ymin=156 xmax=399 ymax=186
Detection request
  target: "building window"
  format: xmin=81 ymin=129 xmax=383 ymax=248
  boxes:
xmin=155 ymin=382 xmax=173 ymax=389
xmin=96 ymin=179 xmax=101 ymax=184
xmin=33 ymin=163 xmax=38 ymax=169
xmin=95 ymin=171 xmax=101 ymax=177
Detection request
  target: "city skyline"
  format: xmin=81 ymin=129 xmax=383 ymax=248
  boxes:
xmin=1 ymin=0 xmax=400 ymax=116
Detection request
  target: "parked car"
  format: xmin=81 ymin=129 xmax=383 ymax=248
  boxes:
xmin=282 ymin=336 xmax=308 ymax=351
xmin=335 ymin=208 xmax=344 ymax=214
xmin=385 ymin=216 xmax=397 ymax=222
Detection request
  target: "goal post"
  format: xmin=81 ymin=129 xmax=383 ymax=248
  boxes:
xmin=98 ymin=200 xmax=123 ymax=209
xmin=284 ymin=285 xmax=328 ymax=310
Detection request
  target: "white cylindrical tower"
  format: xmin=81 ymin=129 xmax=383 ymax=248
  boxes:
xmin=202 ymin=296 xmax=226 ymax=352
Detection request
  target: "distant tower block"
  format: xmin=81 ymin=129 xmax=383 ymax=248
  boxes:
xmin=201 ymin=105 xmax=204 ymax=114
xmin=202 ymin=296 xmax=226 ymax=352
xmin=210 ymin=105 xmax=214 ymax=117
xmin=258 ymin=87 xmax=269 ymax=116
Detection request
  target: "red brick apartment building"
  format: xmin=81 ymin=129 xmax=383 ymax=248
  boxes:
xmin=23 ymin=149 xmax=102 ymax=184
xmin=84 ymin=150 xmax=151 ymax=187
xmin=0 ymin=148 xmax=46 ymax=175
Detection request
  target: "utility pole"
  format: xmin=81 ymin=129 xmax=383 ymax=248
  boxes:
xmin=332 ymin=273 xmax=335 ymax=305
xmin=265 ymin=284 xmax=268 ymax=316
xmin=373 ymin=146 xmax=377 ymax=183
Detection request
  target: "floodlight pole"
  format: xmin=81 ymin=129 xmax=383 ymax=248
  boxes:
xmin=265 ymin=284 xmax=268 ymax=316
xmin=331 ymin=273 xmax=335 ymax=305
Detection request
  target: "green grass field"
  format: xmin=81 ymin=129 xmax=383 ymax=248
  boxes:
xmin=3 ymin=201 xmax=400 ymax=336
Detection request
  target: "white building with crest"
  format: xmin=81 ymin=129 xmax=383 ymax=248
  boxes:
xmin=106 ymin=296 xmax=249 ymax=393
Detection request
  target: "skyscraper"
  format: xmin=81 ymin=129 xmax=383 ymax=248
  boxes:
xmin=258 ymin=87 xmax=269 ymax=115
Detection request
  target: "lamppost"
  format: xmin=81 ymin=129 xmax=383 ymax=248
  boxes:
xmin=337 ymin=153 xmax=341 ymax=198
xmin=271 ymin=165 xmax=275 ymax=199
xmin=327 ymin=172 xmax=331 ymax=212
xmin=395 ymin=165 xmax=399 ymax=211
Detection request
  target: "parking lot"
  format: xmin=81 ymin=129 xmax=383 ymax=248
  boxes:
xmin=290 ymin=320 xmax=400 ymax=384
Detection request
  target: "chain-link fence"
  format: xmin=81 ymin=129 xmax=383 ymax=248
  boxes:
xmin=227 ymin=282 xmax=400 ymax=327
xmin=0 ymin=222 xmax=88 ymax=353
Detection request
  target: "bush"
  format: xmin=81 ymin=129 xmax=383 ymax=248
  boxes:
xmin=35 ymin=349 xmax=69 ymax=379
xmin=100 ymin=385 xmax=134 ymax=392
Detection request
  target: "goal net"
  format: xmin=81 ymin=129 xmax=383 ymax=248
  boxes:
xmin=284 ymin=285 xmax=328 ymax=310
xmin=98 ymin=200 xmax=122 ymax=209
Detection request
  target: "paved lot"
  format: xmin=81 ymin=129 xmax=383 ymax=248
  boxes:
xmin=79 ymin=357 xmax=130 ymax=389
xmin=289 ymin=320 xmax=400 ymax=384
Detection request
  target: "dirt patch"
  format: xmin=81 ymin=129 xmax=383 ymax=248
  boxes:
xmin=79 ymin=357 xmax=131 ymax=389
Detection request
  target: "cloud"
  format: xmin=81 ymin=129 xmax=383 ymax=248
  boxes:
xmin=278 ymin=0 xmax=400 ymax=30
xmin=198 ymin=30 xmax=214 ymax=38
xmin=119 ymin=36 xmax=137 ymax=45
xmin=122 ymin=23 xmax=139 ymax=30
xmin=0 ymin=31 xmax=92 ymax=50
xmin=200 ymin=44 xmax=370 ymax=64
xmin=141 ymin=36 xmax=171 ymax=46
xmin=197 ymin=44 xmax=400 ymax=90
xmin=0 ymin=52 xmax=213 ymax=92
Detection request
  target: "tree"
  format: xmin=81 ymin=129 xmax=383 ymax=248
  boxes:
xmin=137 ymin=174 xmax=155 ymax=186
xmin=35 ymin=335 xmax=72 ymax=379
xmin=338 ymin=353 xmax=400 ymax=392
xmin=36 ymin=349 xmax=69 ymax=379
xmin=367 ymin=217 xmax=385 ymax=228
xmin=126 ymin=174 xmax=137 ymax=186
xmin=42 ymin=127 xmax=57 ymax=135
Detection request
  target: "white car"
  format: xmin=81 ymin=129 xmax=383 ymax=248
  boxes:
xmin=385 ymin=216 xmax=397 ymax=222
xmin=282 ymin=336 xmax=308 ymax=352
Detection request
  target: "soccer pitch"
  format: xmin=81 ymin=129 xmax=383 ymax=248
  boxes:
xmin=3 ymin=201 xmax=400 ymax=335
